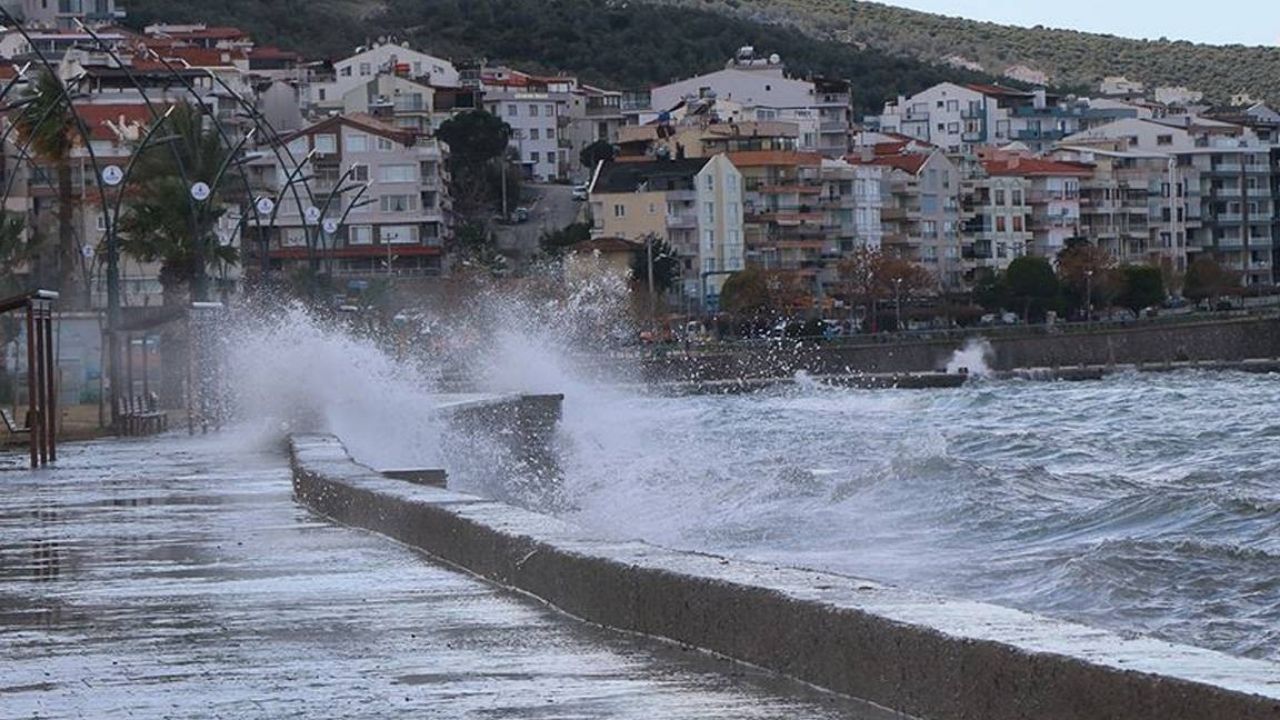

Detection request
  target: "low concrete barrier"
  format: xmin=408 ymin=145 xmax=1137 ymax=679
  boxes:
xmin=291 ymin=434 xmax=1280 ymax=720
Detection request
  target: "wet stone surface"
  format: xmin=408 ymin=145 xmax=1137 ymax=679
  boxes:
xmin=0 ymin=437 xmax=898 ymax=719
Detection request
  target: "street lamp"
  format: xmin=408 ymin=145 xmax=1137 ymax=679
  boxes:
xmin=893 ymin=277 xmax=903 ymax=332
xmin=1085 ymin=269 xmax=1094 ymax=324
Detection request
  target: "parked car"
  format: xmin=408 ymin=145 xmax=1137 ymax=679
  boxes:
xmin=571 ymin=184 xmax=589 ymax=201
xmin=514 ymin=207 xmax=530 ymax=223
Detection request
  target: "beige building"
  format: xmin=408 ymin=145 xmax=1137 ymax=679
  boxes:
xmin=588 ymin=155 xmax=745 ymax=306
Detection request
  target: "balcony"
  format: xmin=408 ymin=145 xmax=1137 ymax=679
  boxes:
xmin=666 ymin=214 xmax=698 ymax=229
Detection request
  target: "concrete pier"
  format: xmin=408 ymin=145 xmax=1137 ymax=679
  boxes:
xmin=0 ymin=438 xmax=898 ymax=718
xmin=292 ymin=433 xmax=1280 ymax=720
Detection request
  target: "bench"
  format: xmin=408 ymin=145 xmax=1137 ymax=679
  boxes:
xmin=1 ymin=408 xmax=30 ymax=447
xmin=116 ymin=394 xmax=168 ymax=436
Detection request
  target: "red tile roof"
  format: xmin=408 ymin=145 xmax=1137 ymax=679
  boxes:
xmin=726 ymin=150 xmax=824 ymax=167
xmin=74 ymin=103 xmax=171 ymax=141
xmin=982 ymin=157 xmax=1094 ymax=177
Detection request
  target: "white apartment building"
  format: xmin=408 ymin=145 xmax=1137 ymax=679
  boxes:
xmin=16 ymin=0 xmax=121 ymax=28
xmin=484 ymin=91 xmax=563 ymax=181
xmin=307 ymin=42 xmax=459 ymax=113
xmin=266 ymin=114 xmax=452 ymax=277
xmin=633 ymin=49 xmax=850 ymax=157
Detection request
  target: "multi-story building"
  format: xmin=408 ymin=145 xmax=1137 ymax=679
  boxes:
xmin=981 ymin=156 xmax=1092 ymax=260
xmin=264 ymin=113 xmax=452 ymax=278
xmin=1176 ymin=147 xmax=1276 ymax=285
xmin=1052 ymin=145 xmax=1201 ymax=272
xmin=729 ymin=151 xmax=827 ymax=281
xmin=18 ymin=0 xmax=122 ymax=29
xmin=588 ymin=155 xmax=745 ymax=305
xmin=483 ymin=91 xmax=563 ymax=181
xmin=306 ymin=42 xmax=459 ymax=114
xmin=874 ymin=82 xmax=1142 ymax=155
xmin=630 ymin=48 xmax=850 ymax=157
xmin=819 ymin=158 xmax=886 ymax=254
xmin=852 ymin=150 xmax=966 ymax=289
xmin=961 ymin=164 xmax=1032 ymax=277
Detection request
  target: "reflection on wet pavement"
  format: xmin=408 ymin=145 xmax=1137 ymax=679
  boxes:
xmin=0 ymin=438 xmax=898 ymax=719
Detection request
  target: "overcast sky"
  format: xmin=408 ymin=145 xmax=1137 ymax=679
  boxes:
xmin=880 ymin=1 xmax=1280 ymax=46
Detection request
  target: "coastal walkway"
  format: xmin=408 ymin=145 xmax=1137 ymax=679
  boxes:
xmin=0 ymin=436 xmax=897 ymax=719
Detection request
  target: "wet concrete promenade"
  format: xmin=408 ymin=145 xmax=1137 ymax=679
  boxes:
xmin=0 ymin=437 xmax=899 ymax=719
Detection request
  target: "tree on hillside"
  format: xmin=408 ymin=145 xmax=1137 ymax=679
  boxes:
xmin=14 ymin=68 xmax=86 ymax=308
xmin=1183 ymin=255 xmax=1240 ymax=306
xmin=1117 ymin=265 xmax=1165 ymax=314
xmin=538 ymin=222 xmax=592 ymax=257
xmin=580 ymin=139 xmax=616 ymax=170
xmin=1006 ymin=256 xmax=1059 ymax=322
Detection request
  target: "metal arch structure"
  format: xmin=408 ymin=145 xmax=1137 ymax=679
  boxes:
xmin=0 ymin=12 xmax=340 ymax=436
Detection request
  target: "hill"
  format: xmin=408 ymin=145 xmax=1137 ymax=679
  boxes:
xmin=122 ymin=0 xmax=1016 ymax=114
xmin=638 ymin=0 xmax=1280 ymax=105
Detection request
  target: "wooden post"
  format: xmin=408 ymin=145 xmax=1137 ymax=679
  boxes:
xmin=43 ymin=304 xmax=56 ymax=463
xmin=25 ymin=303 xmax=38 ymax=469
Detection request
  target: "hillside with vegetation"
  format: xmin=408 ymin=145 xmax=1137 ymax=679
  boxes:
xmin=641 ymin=0 xmax=1280 ymax=104
xmin=123 ymin=0 xmax=1010 ymax=114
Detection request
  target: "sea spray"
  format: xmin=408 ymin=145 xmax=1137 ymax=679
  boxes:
xmin=946 ymin=338 xmax=994 ymax=377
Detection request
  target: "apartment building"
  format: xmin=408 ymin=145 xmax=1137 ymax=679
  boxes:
xmin=482 ymin=91 xmax=563 ymax=182
xmin=852 ymin=150 xmax=966 ymax=289
xmin=307 ymin=42 xmax=459 ymax=113
xmin=588 ymin=155 xmax=745 ymax=304
xmin=1176 ymin=147 xmax=1276 ymax=285
xmin=982 ymin=156 xmax=1092 ymax=260
xmin=820 ymin=158 xmax=886 ymax=254
xmin=18 ymin=0 xmax=121 ymax=28
xmin=265 ymin=114 xmax=452 ymax=278
xmin=631 ymin=48 xmax=851 ymax=157
xmin=875 ymin=82 xmax=1142 ymax=155
xmin=1052 ymin=145 xmax=1201 ymax=272
xmin=729 ymin=151 xmax=827 ymax=282
xmin=961 ymin=166 xmax=1032 ymax=276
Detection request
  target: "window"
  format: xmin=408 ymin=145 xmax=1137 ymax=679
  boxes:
xmin=339 ymin=66 xmax=352 ymax=77
xmin=546 ymin=128 xmax=555 ymax=140
xmin=728 ymin=229 xmax=740 ymax=247
xmin=530 ymin=104 xmax=539 ymax=117
xmin=996 ymin=216 xmax=1007 ymax=232
xmin=705 ymin=201 xmax=715 ymax=223
xmin=350 ymin=164 xmax=369 ymax=182
xmin=995 ymin=189 xmax=1006 ymax=206
xmin=530 ymin=151 xmax=540 ymax=164
xmin=946 ymin=100 xmax=959 ymax=112
xmin=380 ymin=195 xmax=417 ymax=212
xmin=380 ymin=225 xmax=419 ymax=244
xmin=1157 ymin=134 xmax=1173 ymax=146
xmin=345 ymin=133 xmax=367 ymax=153
xmin=283 ymin=228 xmax=307 ymax=247
xmin=704 ymin=175 xmax=713 ymax=190
xmin=1012 ymin=190 xmax=1023 ymax=206
xmin=546 ymin=104 xmax=554 ymax=116
xmin=703 ymin=230 xmax=714 ymax=249
xmin=507 ymin=104 xmax=518 ymax=117
xmin=529 ymin=129 xmax=540 ymax=141
xmin=314 ymin=134 xmax=337 ymax=154
xmin=413 ymin=61 xmax=422 ymax=74
xmin=359 ymin=62 xmax=371 ymax=76
xmin=380 ymin=164 xmax=416 ymax=183
xmin=318 ymin=88 xmax=326 ymax=101
xmin=376 ymin=137 xmax=395 ymax=151
xmin=947 ymin=122 xmax=960 ymax=133
xmin=1012 ymin=216 xmax=1023 ymax=232
xmin=614 ymin=204 xmax=626 ymax=218
xmin=349 ymin=225 xmax=373 ymax=245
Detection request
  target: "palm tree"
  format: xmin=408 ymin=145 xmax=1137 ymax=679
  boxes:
xmin=118 ymin=102 xmax=238 ymax=306
xmin=13 ymin=68 xmax=86 ymax=308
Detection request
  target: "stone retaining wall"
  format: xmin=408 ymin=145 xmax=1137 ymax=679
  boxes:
xmin=643 ymin=317 xmax=1280 ymax=381
xmin=291 ymin=434 xmax=1280 ymax=720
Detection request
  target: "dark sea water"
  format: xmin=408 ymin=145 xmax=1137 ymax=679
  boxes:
xmin=554 ymin=371 xmax=1280 ymax=661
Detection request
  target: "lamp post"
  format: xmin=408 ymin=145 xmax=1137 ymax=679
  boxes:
xmin=1085 ymin=269 xmax=1094 ymax=324
xmin=893 ymin=276 xmax=903 ymax=332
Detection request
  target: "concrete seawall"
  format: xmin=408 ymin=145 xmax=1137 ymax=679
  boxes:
xmin=643 ymin=316 xmax=1280 ymax=381
xmin=291 ymin=433 xmax=1280 ymax=720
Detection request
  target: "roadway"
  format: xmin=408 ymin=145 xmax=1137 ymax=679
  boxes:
xmin=493 ymin=182 xmax=584 ymax=265
xmin=0 ymin=436 xmax=900 ymax=719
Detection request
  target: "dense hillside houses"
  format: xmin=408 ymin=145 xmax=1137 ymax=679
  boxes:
xmin=3 ymin=0 xmax=1280 ymax=319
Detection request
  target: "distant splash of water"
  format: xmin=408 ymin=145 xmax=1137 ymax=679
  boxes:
xmin=946 ymin=338 xmax=994 ymax=376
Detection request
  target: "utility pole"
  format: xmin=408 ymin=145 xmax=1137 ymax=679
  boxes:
xmin=1085 ymin=269 xmax=1094 ymax=324
xmin=647 ymin=233 xmax=657 ymax=332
